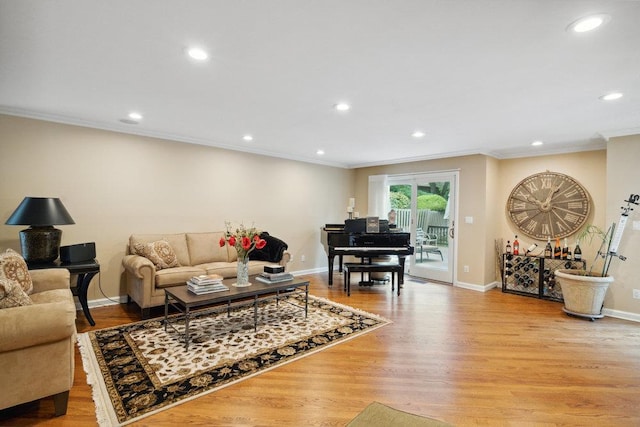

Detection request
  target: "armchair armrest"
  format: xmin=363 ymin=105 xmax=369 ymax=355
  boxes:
xmin=278 ymin=251 xmax=292 ymax=267
xmin=122 ymin=254 xmax=156 ymax=279
xmin=0 ymin=300 xmax=76 ymax=352
xmin=29 ymin=268 xmax=71 ymax=293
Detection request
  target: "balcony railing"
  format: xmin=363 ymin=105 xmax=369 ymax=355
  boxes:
xmin=393 ymin=209 xmax=449 ymax=246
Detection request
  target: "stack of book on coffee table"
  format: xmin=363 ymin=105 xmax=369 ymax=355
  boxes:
xmin=187 ymin=274 xmax=229 ymax=295
xmin=256 ymin=270 xmax=294 ymax=284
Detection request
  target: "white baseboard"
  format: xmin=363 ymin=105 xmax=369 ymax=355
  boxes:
xmin=454 ymin=280 xmax=498 ymax=292
xmin=74 ymin=295 xmax=126 ymax=312
xmin=291 ymin=267 xmax=326 ymax=276
xmin=601 ymin=308 xmax=640 ymax=323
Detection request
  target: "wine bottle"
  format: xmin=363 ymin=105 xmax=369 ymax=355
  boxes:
xmin=513 ymin=235 xmax=520 ymax=255
xmin=562 ymin=238 xmax=569 ymax=260
xmin=506 ymin=240 xmax=512 ymax=254
xmin=553 ymin=238 xmax=561 ymax=259
xmin=573 ymin=240 xmax=582 ymax=261
xmin=544 ymin=237 xmax=552 ymax=258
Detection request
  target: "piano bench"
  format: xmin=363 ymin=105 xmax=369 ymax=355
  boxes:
xmin=343 ymin=262 xmax=402 ymax=296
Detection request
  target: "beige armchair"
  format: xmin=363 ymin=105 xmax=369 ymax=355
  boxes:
xmin=0 ymin=268 xmax=76 ymax=416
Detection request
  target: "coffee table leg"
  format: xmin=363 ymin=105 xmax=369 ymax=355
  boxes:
xmin=254 ymin=295 xmax=258 ymax=331
xmin=184 ymin=306 xmax=191 ymax=350
xmin=164 ymin=292 xmax=169 ymax=332
xmin=305 ymin=284 xmax=309 ymax=318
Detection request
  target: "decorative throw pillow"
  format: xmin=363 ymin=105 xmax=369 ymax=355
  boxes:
xmin=0 ymin=278 xmax=33 ymax=309
xmin=0 ymin=248 xmax=33 ymax=295
xmin=133 ymin=240 xmax=180 ymax=270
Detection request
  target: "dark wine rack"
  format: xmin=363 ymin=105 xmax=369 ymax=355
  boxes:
xmin=502 ymin=254 xmax=585 ymax=302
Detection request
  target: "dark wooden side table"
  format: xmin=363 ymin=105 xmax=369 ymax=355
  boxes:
xmin=28 ymin=259 xmax=100 ymax=326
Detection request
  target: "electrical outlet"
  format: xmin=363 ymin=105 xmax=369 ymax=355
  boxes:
xmin=463 ymin=265 xmax=470 ymax=273
xmin=300 ymin=254 xmax=306 ymax=262
xmin=633 ymin=289 xmax=640 ymax=299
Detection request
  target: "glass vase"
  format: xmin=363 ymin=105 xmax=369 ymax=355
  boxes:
xmin=234 ymin=256 xmax=251 ymax=287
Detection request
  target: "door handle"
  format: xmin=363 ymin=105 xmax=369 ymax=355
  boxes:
xmin=449 ymin=221 xmax=455 ymax=239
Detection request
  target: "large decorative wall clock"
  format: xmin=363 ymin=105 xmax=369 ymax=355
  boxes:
xmin=506 ymin=171 xmax=591 ymax=240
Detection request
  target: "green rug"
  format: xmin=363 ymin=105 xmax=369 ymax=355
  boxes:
xmin=348 ymin=402 xmax=453 ymax=427
xmin=77 ymin=293 xmax=390 ymax=426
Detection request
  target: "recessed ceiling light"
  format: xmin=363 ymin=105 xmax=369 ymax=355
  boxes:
xmin=186 ymin=47 xmax=209 ymax=61
xmin=600 ymin=92 xmax=623 ymax=101
xmin=567 ymin=14 xmax=611 ymax=33
xmin=316 ymin=149 xmax=325 ymax=155
xmin=334 ymin=103 xmax=350 ymax=112
xmin=120 ymin=112 xmax=142 ymax=124
xmin=242 ymin=134 xmax=253 ymax=141
xmin=531 ymin=140 xmax=543 ymax=147
xmin=412 ymin=131 xmax=425 ymax=138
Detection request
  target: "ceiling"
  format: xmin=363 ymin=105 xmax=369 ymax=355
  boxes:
xmin=1 ymin=1 xmax=639 ymax=168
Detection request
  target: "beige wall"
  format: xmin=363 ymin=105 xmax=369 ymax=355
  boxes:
xmin=606 ymin=136 xmax=640 ymax=316
xmin=354 ymin=154 xmax=495 ymax=286
xmin=354 ymin=151 xmax=610 ymax=289
xmin=0 ymin=115 xmax=355 ymax=303
xmin=2 ymin=114 xmax=638 ymax=318
xmin=498 ymin=150 xmax=607 ymax=263
xmin=484 ymin=156 xmax=501 ymax=284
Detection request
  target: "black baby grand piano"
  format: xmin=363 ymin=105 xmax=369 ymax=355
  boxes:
xmin=321 ymin=219 xmax=414 ymax=285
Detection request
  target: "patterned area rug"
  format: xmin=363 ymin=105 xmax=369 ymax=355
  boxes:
xmin=77 ymin=292 xmax=390 ymax=426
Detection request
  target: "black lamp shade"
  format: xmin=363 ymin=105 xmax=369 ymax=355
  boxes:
xmin=5 ymin=197 xmax=75 ymax=226
xmin=5 ymin=197 xmax=75 ymax=263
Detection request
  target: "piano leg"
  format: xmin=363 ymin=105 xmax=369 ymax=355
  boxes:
xmin=328 ymin=256 xmax=334 ymax=286
xmin=398 ymin=256 xmax=407 ymax=284
xmin=328 ymin=255 xmax=345 ymax=286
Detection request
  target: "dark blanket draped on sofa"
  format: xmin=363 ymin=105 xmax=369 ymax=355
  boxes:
xmin=249 ymin=232 xmax=288 ymax=263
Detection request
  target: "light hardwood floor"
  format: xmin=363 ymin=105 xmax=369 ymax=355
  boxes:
xmin=2 ymin=273 xmax=640 ymax=426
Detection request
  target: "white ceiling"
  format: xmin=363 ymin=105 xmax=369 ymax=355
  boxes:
xmin=1 ymin=1 xmax=639 ymax=168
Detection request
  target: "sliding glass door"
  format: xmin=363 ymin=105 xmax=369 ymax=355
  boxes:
xmin=386 ymin=171 xmax=457 ymax=283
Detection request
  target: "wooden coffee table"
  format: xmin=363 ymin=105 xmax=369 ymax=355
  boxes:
xmin=164 ymin=275 xmax=309 ymax=349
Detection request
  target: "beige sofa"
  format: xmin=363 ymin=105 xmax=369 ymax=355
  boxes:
xmin=0 ymin=268 xmax=76 ymax=416
xmin=122 ymin=232 xmax=291 ymax=318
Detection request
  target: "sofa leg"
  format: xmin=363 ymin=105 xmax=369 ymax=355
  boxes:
xmin=141 ymin=307 xmax=151 ymax=319
xmin=52 ymin=391 xmax=69 ymax=416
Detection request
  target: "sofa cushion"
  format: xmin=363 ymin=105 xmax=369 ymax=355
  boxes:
xmin=198 ymin=262 xmax=238 ymax=278
xmin=199 ymin=261 xmax=270 ymax=278
xmin=0 ymin=248 xmax=33 ymax=295
xmin=186 ymin=232 xmax=229 ymax=265
xmin=130 ymin=234 xmax=191 ymax=266
xmin=227 ymin=246 xmax=238 ymax=262
xmin=133 ymin=240 xmax=180 ymax=270
xmin=29 ymin=288 xmax=75 ymax=305
xmin=0 ymin=278 xmax=33 ymax=309
xmin=155 ymin=266 xmax=206 ymax=288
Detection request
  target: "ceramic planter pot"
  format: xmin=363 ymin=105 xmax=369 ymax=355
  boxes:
xmin=555 ymin=269 xmax=614 ymax=320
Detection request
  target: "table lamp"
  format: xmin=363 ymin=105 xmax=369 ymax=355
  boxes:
xmin=5 ymin=197 xmax=75 ymax=263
